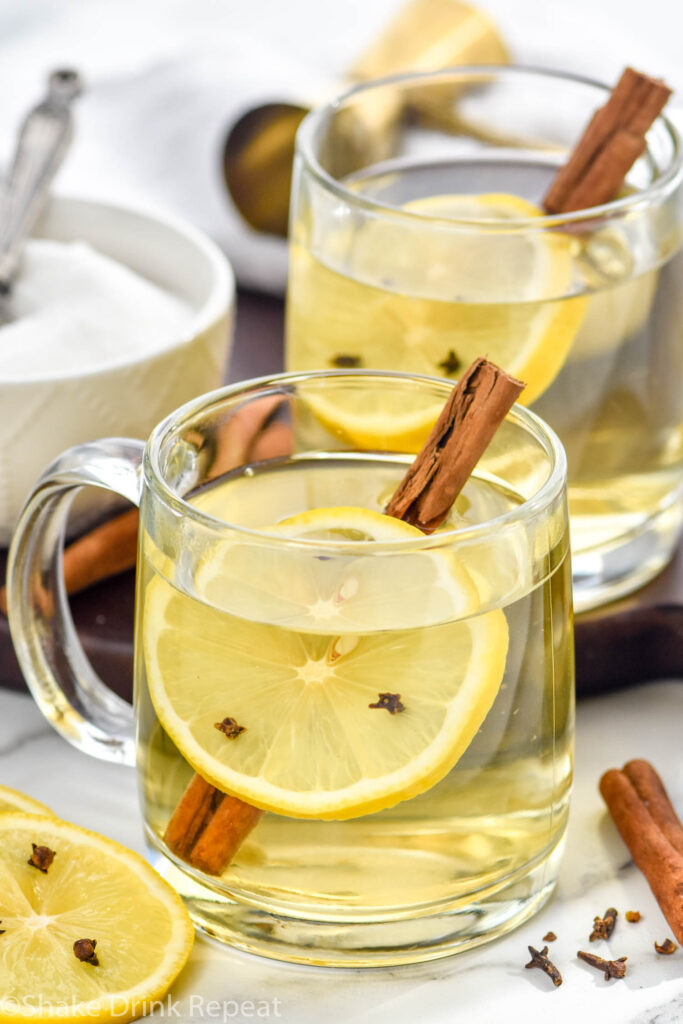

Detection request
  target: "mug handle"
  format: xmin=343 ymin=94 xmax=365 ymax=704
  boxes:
xmin=7 ymin=438 xmax=145 ymax=766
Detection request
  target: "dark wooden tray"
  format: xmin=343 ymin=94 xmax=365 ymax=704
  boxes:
xmin=1 ymin=289 xmax=681 ymax=700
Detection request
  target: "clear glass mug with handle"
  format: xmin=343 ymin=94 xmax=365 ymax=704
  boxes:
xmin=7 ymin=369 xmax=573 ymax=966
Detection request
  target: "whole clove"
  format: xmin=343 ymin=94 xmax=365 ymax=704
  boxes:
xmin=73 ymin=938 xmax=99 ymax=966
xmin=438 ymin=350 xmax=462 ymax=376
xmin=590 ymin=907 xmax=618 ymax=941
xmin=525 ymin=945 xmax=563 ymax=987
xmin=577 ymin=950 xmax=627 ymax=980
xmin=331 ymin=354 xmax=362 ymax=368
xmin=214 ymin=717 xmax=246 ymax=740
xmin=28 ymin=844 xmax=55 ymax=873
xmin=369 ymin=693 xmax=405 ymax=714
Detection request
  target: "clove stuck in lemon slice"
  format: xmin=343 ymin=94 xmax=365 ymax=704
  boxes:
xmin=144 ymin=506 xmax=508 ymax=820
xmin=288 ymin=192 xmax=587 ymax=449
xmin=0 ymin=813 xmax=193 ymax=1023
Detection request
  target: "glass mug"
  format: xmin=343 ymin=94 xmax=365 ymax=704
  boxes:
xmin=285 ymin=66 xmax=683 ymax=612
xmin=8 ymin=371 xmax=573 ymax=966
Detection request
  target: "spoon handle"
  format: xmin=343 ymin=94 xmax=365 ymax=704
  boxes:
xmin=0 ymin=69 xmax=82 ymax=293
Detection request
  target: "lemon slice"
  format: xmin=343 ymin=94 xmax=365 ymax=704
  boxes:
xmin=0 ymin=813 xmax=193 ymax=1024
xmin=288 ymin=192 xmax=587 ymax=446
xmin=144 ymin=507 xmax=508 ymax=820
xmin=0 ymin=784 xmax=53 ymax=816
xmin=189 ymin=503 xmax=479 ymax=631
xmin=300 ymin=376 xmax=446 ymax=454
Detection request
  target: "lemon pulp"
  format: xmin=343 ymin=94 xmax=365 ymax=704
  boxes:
xmin=144 ymin=506 xmax=509 ymax=820
xmin=288 ymin=192 xmax=587 ymax=447
xmin=0 ymin=814 xmax=193 ymax=1023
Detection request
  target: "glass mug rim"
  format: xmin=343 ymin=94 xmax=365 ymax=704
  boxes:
xmin=295 ymin=63 xmax=683 ymax=230
xmin=145 ymin=368 xmax=567 ymax=552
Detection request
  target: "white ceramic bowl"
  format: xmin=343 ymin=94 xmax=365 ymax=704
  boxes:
xmin=0 ymin=196 xmax=234 ymax=542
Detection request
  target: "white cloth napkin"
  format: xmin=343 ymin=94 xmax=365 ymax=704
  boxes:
xmin=0 ymin=0 xmax=680 ymax=294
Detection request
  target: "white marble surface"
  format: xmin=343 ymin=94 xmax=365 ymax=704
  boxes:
xmin=2 ymin=683 xmax=683 ymax=1023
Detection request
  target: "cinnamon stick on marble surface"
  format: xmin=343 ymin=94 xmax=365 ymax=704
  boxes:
xmin=600 ymin=760 xmax=683 ymax=944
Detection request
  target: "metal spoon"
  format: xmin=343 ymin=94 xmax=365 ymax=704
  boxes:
xmin=0 ymin=68 xmax=83 ymax=320
xmin=222 ymin=0 xmax=508 ymax=237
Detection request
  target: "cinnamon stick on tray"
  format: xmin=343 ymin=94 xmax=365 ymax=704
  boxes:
xmin=600 ymin=760 xmax=683 ymax=944
xmin=0 ymin=395 xmax=294 ymax=617
xmin=165 ymin=358 xmax=524 ymax=875
xmin=0 ymin=509 xmax=139 ymax=616
xmin=543 ymin=67 xmax=671 ymax=214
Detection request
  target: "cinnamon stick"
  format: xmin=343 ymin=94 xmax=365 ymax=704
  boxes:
xmin=0 ymin=508 xmax=139 ymax=616
xmin=600 ymin=762 xmax=683 ymax=944
xmin=165 ymin=358 xmax=524 ymax=874
xmin=622 ymin=759 xmax=683 ymax=858
xmin=0 ymin=395 xmax=294 ymax=617
xmin=163 ymin=773 xmax=220 ymax=861
xmin=62 ymin=508 xmax=140 ymax=596
xmin=543 ymin=67 xmax=671 ymax=214
xmin=189 ymin=794 xmax=264 ymax=876
xmin=385 ymin=357 xmax=524 ymax=531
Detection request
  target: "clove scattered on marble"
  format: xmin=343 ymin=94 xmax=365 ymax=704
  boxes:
xmin=590 ymin=907 xmax=618 ymax=941
xmin=577 ymin=950 xmax=627 ymax=980
xmin=654 ymin=938 xmax=677 ymax=955
xmin=525 ymin=945 xmax=563 ymax=987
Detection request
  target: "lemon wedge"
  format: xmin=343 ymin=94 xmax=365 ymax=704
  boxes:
xmin=288 ymin=192 xmax=587 ymax=446
xmin=0 ymin=813 xmax=193 ymax=1024
xmin=144 ymin=507 xmax=508 ymax=820
xmin=0 ymin=784 xmax=53 ymax=816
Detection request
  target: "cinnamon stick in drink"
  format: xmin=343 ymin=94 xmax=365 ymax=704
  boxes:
xmin=165 ymin=358 xmax=524 ymax=874
xmin=386 ymin=358 xmax=523 ymax=531
xmin=543 ymin=67 xmax=671 ymax=214
xmin=164 ymin=775 xmax=264 ymax=873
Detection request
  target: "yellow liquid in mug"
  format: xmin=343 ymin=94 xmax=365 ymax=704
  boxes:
xmin=136 ymin=455 xmax=573 ymax=964
xmin=286 ymin=159 xmax=683 ymax=607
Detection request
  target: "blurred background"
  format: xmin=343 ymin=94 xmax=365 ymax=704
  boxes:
xmin=0 ymin=0 xmax=680 ymax=308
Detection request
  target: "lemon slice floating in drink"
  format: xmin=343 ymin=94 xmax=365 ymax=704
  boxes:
xmin=144 ymin=507 xmax=508 ymax=820
xmin=290 ymin=192 xmax=587 ymax=447
xmin=0 ymin=813 xmax=193 ymax=1024
xmin=0 ymin=783 xmax=53 ymax=816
